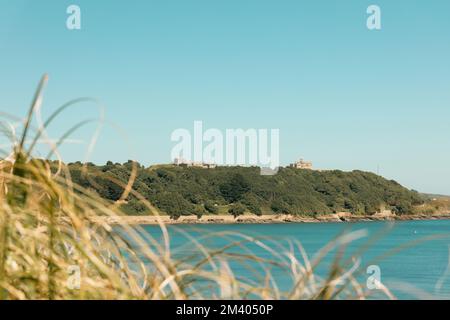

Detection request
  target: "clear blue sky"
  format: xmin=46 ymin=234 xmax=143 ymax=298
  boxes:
xmin=0 ymin=0 xmax=450 ymax=194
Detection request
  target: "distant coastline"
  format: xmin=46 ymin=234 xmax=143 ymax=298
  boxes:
xmin=96 ymin=212 xmax=450 ymax=225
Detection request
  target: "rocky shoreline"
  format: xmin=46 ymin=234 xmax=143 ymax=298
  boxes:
xmin=96 ymin=212 xmax=450 ymax=225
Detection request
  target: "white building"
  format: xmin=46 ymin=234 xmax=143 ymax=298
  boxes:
xmin=173 ymin=158 xmax=216 ymax=169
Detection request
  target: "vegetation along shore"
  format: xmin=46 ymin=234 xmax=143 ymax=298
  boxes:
xmin=41 ymin=160 xmax=450 ymax=224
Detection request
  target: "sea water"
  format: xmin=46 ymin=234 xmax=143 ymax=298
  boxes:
xmin=138 ymin=220 xmax=450 ymax=299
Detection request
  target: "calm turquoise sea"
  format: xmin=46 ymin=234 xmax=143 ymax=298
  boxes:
xmin=139 ymin=220 xmax=450 ymax=299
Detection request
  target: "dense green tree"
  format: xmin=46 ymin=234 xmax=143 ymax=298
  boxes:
xmin=153 ymin=192 xmax=193 ymax=218
xmin=241 ymin=194 xmax=262 ymax=215
xmin=120 ymin=199 xmax=148 ymax=215
xmin=219 ymin=173 xmax=251 ymax=203
xmin=228 ymin=203 xmax=246 ymax=218
xmin=61 ymin=162 xmax=425 ymax=218
xmin=204 ymin=200 xmax=218 ymax=214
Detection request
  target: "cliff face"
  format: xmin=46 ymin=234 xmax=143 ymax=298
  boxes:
xmin=63 ymin=162 xmax=425 ymax=218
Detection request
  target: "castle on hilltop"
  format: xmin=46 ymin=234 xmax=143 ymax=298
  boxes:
xmin=289 ymin=158 xmax=313 ymax=170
